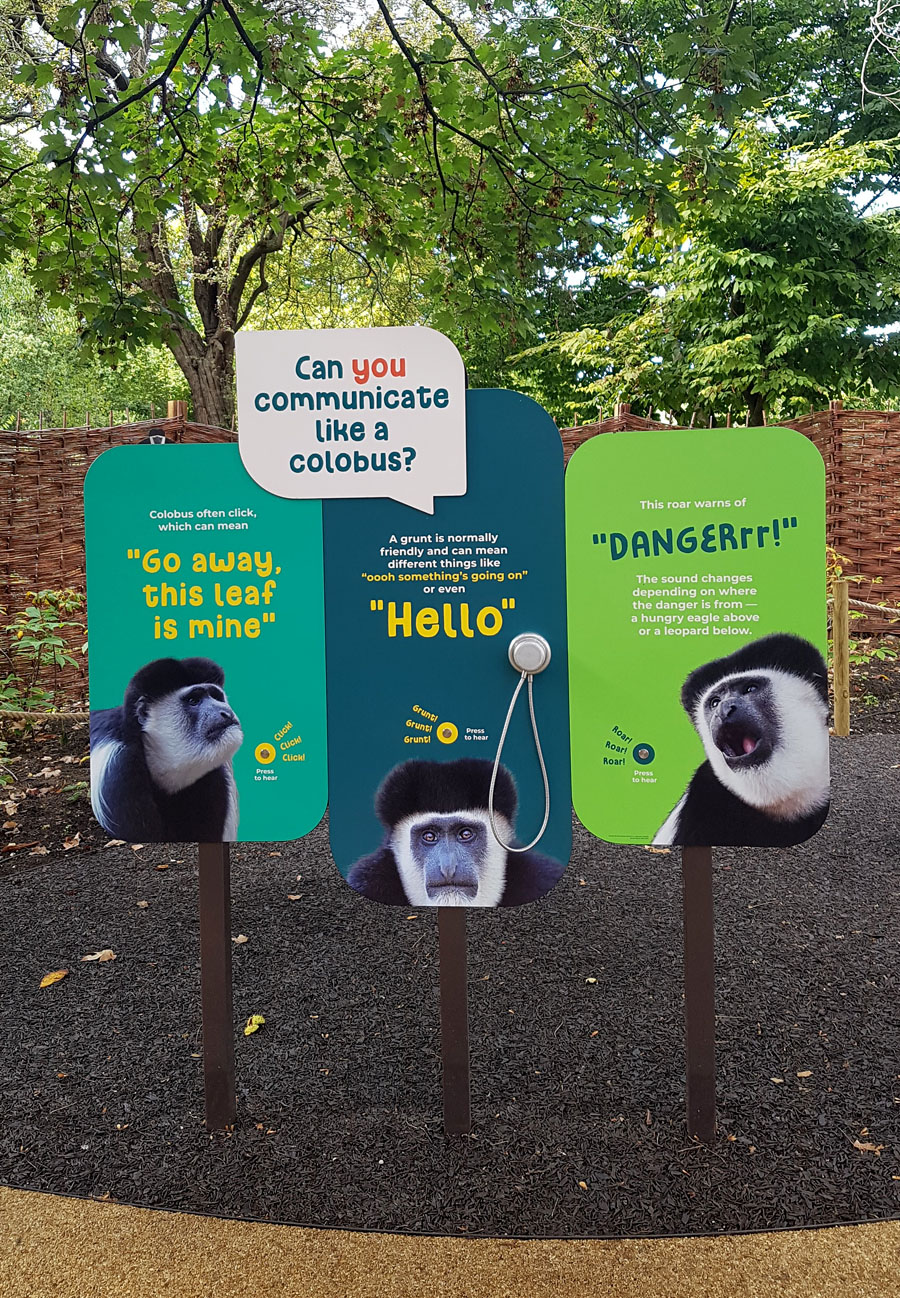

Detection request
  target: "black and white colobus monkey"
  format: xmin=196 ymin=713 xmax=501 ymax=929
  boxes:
xmin=90 ymin=657 xmax=243 ymax=842
xmin=653 ymin=633 xmax=830 ymax=848
xmin=347 ymin=758 xmax=565 ymax=907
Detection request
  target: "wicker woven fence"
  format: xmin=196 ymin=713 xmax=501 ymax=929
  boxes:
xmin=561 ymin=401 xmax=900 ymax=632
xmin=2 ymin=401 xmax=898 ymax=708
xmin=0 ymin=414 xmax=234 ymax=706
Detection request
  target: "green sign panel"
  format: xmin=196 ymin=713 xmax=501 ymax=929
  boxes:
xmin=85 ymin=444 xmax=327 ymax=843
xmin=566 ymin=426 xmax=829 ymax=847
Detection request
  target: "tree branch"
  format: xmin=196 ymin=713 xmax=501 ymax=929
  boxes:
xmin=226 ymin=202 xmax=316 ymax=321
xmin=58 ymin=0 xmax=215 ymax=170
xmin=235 ymin=251 xmax=269 ymax=329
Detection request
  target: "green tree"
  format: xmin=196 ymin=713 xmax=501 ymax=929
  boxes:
xmin=0 ymin=0 xmax=622 ymax=427
xmin=529 ymin=127 xmax=900 ymax=425
xmin=556 ymin=0 xmax=900 ymax=154
xmin=0 ymin=258 xmax=187 ymax=429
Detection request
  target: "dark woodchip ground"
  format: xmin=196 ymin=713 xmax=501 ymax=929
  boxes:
xmin=0 ymin=659 xmax=897 ymax=1238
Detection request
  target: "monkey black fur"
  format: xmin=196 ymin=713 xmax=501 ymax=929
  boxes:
xmin=347 ymin=758 xmax=565 ymax=907
xmin=653 ymin=633 xmax=830 ymax=847
xmin=90 ymin=657 xmax=243 ymax=843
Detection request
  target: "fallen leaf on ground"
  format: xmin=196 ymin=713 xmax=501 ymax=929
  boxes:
xmin=585 ymin=977 xmax=597 ymax=984
xmin=244 ymin=1014 xmax=266 ymax=1036
xmin=155 ymin=862 xmax=169 ymax=871
xmin=3 ymin=801 xmax=17 ymax=816
xmin=797 ymin=1070 xmax=813 ymax=1078
xmin=130 ymin=843 xmax=145 ymax=851
xmin=232 ymin=934 xmax=248 ymax=944
xmin=286 ymin=894 xmax=302 ymax=901
xmin=577 ymin=1181 xmax=588 ymax=1190
xmin=29 ymin=845 xmax=49 ymax=856
xmin=28 ymin=768 xmax=61 ymax=778
xmin=40 ymin=969 xmax=69 ymax=988
xmin=771 ymin=1077 xmax=785 ymax=1084
xmin=81 ymin=949 xmax=116 ymax=963
xmin=644 ymin=845 xmax=670 ymax=854
xmin=3 ymin=821 xmax=17 ymax=830
xmin=1 ymin=841 xmax=39 ymax=854
xmin=63 ymin=833 xmax=81 ymax=850
xmin=103 ymin=839 xmax=125 ymax=848
xmin=136 ymin=901 xmax=149 ymax=909
xmin=852 ymin=1139 xmax=884 ymax=1155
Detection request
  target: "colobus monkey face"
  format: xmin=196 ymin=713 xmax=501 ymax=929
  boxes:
xmin=140 ymin=681 xmax=243 ymax=795
xmin=691 ymin=663 xmax=829 ymax=821
xmin=416 ymin=815 xmax=484 ymax=901
xmin=345 ymin=758 xmax=567 ymax=906
xmin=393 ymin=807 xmax=508 ymax=907
xmin=701 ymin=674 xmax=778 ymax=771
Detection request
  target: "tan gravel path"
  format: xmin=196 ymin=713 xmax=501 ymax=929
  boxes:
xmin=1 ymin=1187 xmax=898 ymax=1297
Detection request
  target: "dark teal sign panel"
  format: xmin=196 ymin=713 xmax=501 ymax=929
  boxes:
xmin=85 ymin=444 xmax=327 ymax=843
xmin=324 ymin=389 xmax=570 ymax=907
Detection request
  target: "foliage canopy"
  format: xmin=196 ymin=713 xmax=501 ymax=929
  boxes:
xmin=519 ymin=127 xmax=900 ymax=424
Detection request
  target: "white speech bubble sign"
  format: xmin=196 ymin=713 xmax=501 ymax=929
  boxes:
xmin=235 ymin=327 xmax=466 ymax=514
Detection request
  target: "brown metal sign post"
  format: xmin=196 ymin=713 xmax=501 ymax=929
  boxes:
xmin=439 ymin=907 xmax=471 ymax=1134
xmin=681 ymin=845 xmax=716 ymax=1142
xmin=198 ymin=842 xmax=236 ymax=1131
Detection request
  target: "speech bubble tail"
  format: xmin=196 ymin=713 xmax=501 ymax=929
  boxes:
xmin=392 ymin=483 xmax=436 ymax=514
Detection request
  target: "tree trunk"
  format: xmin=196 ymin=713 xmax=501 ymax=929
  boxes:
xmin=168 ymin=328 xmax=236 ymax=430
xmin=744 ymin=389 xmax=765 ymax=426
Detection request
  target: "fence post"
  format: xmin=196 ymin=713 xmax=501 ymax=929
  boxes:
xmin=832 ymin=577 xmax=850 ymax=737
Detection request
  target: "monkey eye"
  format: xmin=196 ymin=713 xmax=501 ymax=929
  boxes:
xmin=743 ymin=683 xmax=757 ymax=694
xmin=186 ymin=689 xmax=205 ymax=706
xmin=457 ymin=827 xmax=476 ymax=842
xmin=708 ymin=696 xmax=720 ymax=709
xmin=421 ymin=829 xmax=438 ymax=844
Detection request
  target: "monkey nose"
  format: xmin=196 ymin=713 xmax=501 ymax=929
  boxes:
xmin=440 ymin=860 xmax=457 ymax=880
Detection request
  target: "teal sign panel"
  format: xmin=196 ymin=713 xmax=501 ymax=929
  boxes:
xmin=84 ymin=444 xmax=327 ymax=842
xmin=325 ymin=389 xmax=571 ymax=906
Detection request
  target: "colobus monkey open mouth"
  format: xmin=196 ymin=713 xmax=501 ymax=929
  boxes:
xmin=714 ymin=720 xmax=765 ymax=763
